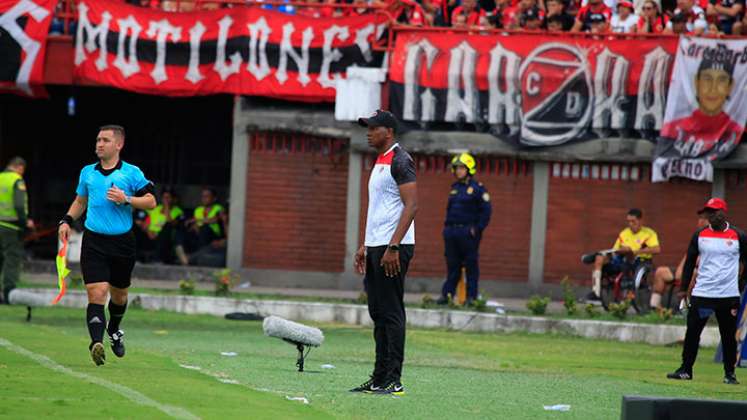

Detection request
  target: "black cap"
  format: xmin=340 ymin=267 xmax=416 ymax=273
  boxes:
xmin=671 ymin=12 xmax=688 ymax=23
xmin=589 ymin=13 xmax=606 ymax=23
xmin=358 ymin=109 xmax=398 ymax=131
xmin=522 ymin=8 xmax=540 ymax=20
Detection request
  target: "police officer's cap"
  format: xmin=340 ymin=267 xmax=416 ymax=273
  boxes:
xmin=358 ymin=110 xmax=398 ymax=133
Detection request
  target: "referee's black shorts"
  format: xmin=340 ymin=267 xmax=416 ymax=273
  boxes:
xmin=81 ymin=229 xmax=136 ymax=289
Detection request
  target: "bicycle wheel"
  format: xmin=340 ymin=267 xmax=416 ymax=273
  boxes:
xmin=600 ymin=274 xmax=620 ymax=311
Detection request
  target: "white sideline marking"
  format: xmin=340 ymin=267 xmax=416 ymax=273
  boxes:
xmin=0 ymin=337 xmax=200 ymax=420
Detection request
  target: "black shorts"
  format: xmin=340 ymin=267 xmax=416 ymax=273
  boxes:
xmin=81 ymin=229 xmax=136 ymax=289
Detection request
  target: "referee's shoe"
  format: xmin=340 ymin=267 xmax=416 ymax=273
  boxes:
xmin=90 ymin=342 xmax=106 ymax=366
xmin=109 ymin=330 xmax=126 ymax=358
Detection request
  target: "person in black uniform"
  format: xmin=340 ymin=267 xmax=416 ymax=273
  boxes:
xmin=437 ymin=153 xmax=491 ymax=306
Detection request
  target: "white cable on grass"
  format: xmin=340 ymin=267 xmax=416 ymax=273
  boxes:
xmin=0 ymin=337 xmax=199 ymax=420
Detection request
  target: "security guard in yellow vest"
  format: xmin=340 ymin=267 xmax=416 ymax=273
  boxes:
xmin=144 ymin=190 xmax=184 ymax=264
xmin=182 ymin=188 xmax=227 ymax=266
xmin=0 ymin=157 xmax=33 ymax=303
xmin=188 ymin=188 xmax=226 ymax=245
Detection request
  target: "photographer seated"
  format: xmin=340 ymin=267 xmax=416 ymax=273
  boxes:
xmin=586 ymin=208 xmax=661 ymax=304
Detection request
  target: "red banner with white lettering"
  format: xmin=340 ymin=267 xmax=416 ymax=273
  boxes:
xmin=0 ymin=0 xmax=55 ymax=96
xmin=74 ymin=0 xmax=385 ymax=101
xmin=389 ymin=30 xmax=679 ymax=147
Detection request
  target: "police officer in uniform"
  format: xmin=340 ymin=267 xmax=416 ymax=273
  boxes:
xmin=0 ymin=157 xmax=33 ymax=304
xmin=437 ymin=153 xmax=491 ymax=306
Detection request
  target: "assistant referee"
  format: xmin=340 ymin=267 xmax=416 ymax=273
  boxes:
xmin=58 ymin=125 xmax=156 ymax=366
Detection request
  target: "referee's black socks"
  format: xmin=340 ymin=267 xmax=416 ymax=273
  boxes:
xmin=107 ymin=300 xmax=127 ymax=335
xmin=86 ymin=304 xmax=106 ymax=344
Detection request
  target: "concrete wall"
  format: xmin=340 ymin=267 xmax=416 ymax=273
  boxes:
xmin=229 ymin=102 xmax=747 ymax=297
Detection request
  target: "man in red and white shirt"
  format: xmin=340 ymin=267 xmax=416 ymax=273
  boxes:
xmin=665 ymin=0 xmax=708 ymax=34
xmin=571 ymin=0 xmax=613 ymax=31
xmin=668 ymin=198 xmax=747 ymax=385
xmin=451 ymin=0 xmax=487 ymax=26
xmin=350 ymin=110 xmax=418 ymax=396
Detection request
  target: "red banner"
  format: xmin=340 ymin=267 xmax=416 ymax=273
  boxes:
xmin=389 ymin=30 xmax=679 ymax=146
xmin=0 ymin=0 xmax=55 ymax=96
xmin=74 ymin=0 xmax=385 ymax=101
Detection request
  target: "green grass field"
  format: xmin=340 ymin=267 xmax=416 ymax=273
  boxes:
xmin=0 ymin=305 xmax=743 ymax=419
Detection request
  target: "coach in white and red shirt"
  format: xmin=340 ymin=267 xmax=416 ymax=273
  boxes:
xmin=350 ymin=110 xmax=417 ymax=396
xmin=667 ymin=198 xmax=746 ymax=385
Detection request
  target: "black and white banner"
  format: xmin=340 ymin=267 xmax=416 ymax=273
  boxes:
xmin=74 ymin=0 xmax=385 ymax=100
xmin=0 ymin=0 xmax=54 ymax=96
xmin=389 ymin=31 xmax=679 ymax=147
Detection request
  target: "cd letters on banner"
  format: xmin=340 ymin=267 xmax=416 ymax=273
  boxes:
xmin=388 ymin=31 xmax=678 ymax=147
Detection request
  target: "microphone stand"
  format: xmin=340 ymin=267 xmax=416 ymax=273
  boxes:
xmin=283 ymin=339 xmax=309 ymax=372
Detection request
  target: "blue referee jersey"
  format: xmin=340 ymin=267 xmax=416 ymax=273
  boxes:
xmin=76 ymin=160 xmax=152 ymax=235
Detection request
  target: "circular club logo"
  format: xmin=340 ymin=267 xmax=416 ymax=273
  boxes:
xmin=518 ymin=43 xmax=592 ymax=146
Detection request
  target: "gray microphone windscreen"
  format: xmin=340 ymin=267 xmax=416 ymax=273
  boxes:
xmin=8 ymin=289 xmax=49 ymax=307
xmin=263 ymin=316 xmax=324 ymax=347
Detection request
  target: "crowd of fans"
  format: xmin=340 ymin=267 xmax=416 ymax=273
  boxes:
xmin=48 ymin=0 xmax=745 ymax=36
xmin=399 ymin=0 xmax=746 ymax=35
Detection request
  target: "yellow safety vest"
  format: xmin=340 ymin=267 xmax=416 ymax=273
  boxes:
xmin=195 ymin=204 xmax=224 ymax=236
xmin=147 ymin=205 xmax=184 ymax=234
xmin=0 ymin=171 xmax=25 ymax=231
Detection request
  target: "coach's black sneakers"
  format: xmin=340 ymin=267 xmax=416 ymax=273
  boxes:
xmin=90 ymin=342 xmax=106 ymax=366
xmin=666 ymin=368 xmax=692 ymax=380
xmin=368 ymin=381 xmax=405 ymax=396
xmin=724 ymin=373 xmax=739 ymax=385
xmin=350 ymin=376 xmax=378 ymax=393
xmin=109 ymin=330 xmax=125 ymax=358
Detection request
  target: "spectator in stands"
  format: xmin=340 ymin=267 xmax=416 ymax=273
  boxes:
xmin=420 ymin=0 xmax=442 ymax=24
xmin=520 ymin=7 xmax=545 ymax=28
xmin=705 ymin=0 xmax=743 ymax=35
xmin=668 ymin=11 xmax=693 ymax=32
xmin=611 ymin=0 xmax=639 ymax=31
xmin=578 ymin=0 xmax=618 ymax=10
xmin=297 ymin=0 xmax=334 ymax=17
xmin=546 ymin=13 xmax=568 ymax=29
xmin=543 ymin=0 xmax=575 ymax=30
xmin=503 ymin=0 xmax=540 ymax=28
xmin=589 ymin=12 xmax=611 ymax=31
xmin=637 ymin=0 xmax=668 ymax=33
xmin=734 ymin=8 xmax=747 ymax=34
xmin=161 ymin=0 xmax=196 ymax=12
xmin=394 ymin=0 xmax=429 ymax=26
xmin=571 ymin=0 xmax=612 ymax=31
xmin=451 ymin=0 xmax=488 ymax=27
xmin=664 ymin=0 xmax=708 ymax=35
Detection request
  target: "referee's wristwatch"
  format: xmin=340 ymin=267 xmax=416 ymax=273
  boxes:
xmin=124 ymin=195 xmax=132 ymax=205
xmin=387 ymin=244 xmax=400 ymax=252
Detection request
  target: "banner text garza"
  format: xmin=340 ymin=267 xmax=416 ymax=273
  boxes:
xmin=388 ymin=32 xmax=678 ymax=147
xmin=74 ymin=0 xmax=385 ymax=100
